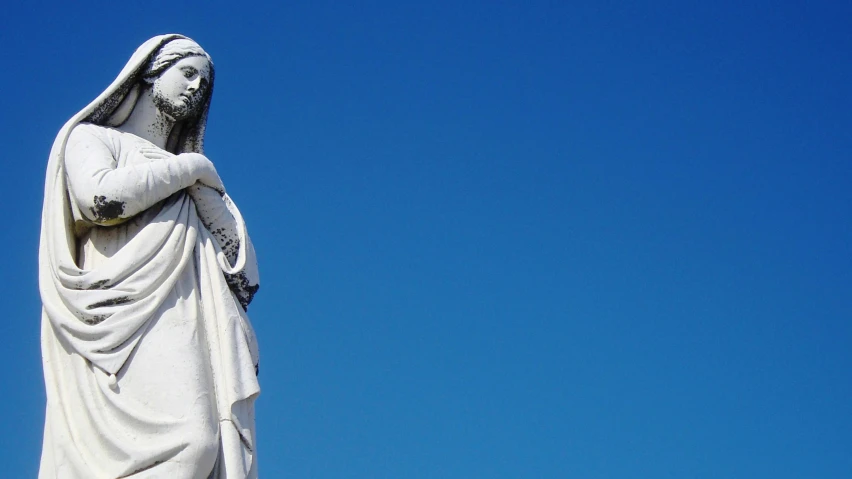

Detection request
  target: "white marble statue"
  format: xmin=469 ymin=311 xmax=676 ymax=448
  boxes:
xmin=39 ymin=34 xmax=261 ymax=478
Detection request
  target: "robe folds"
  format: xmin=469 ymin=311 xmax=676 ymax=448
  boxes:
xmin=38 ymin=35 xmax=261 ymax=479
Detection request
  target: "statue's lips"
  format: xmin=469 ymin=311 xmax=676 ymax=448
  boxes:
xmin=178 ymin=93 xmax=196 ymax=103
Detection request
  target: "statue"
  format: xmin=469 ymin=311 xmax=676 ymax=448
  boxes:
xmin=38 ymin=34 xmax=261 ymax=478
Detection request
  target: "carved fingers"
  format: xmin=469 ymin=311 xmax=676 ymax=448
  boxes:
xmin=137 ymin=145 xmax=176 ymax=161
xmin=179 ymin=153 xmax=225 ymax=194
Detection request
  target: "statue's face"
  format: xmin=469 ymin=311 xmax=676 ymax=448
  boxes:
xmin=151 ymin=55 xmax=212 ymax=121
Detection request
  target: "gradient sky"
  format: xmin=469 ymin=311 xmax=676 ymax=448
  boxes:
xmin=2 ymin=1 xmax=851 ymax=477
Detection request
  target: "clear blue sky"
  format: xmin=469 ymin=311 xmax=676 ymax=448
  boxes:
xmin=2 ymin=1 xmax=851 ymax=477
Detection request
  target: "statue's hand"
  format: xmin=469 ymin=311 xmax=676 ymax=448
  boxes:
xmin=179 ymin=152 xmax=225 ymax=194
xmin=138 ymin=145 xmax=175 ymax=161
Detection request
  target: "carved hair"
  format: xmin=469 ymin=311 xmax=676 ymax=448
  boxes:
xmin=143 ymin=38 xmax=214 ymax=80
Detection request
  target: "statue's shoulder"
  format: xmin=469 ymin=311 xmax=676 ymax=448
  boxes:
xmin=70 ymin=122 xmax=119 ymax=139
xmin=67 ymin=122 xmax=124 ymax=151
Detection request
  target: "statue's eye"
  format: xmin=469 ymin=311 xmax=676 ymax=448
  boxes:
xmin=183 ymin=68 xmax=197 ymax=79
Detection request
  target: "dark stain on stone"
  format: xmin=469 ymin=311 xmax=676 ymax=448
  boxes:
xmin=90 ymin=196 xmax=125 ymax=221
xmin=224 ymin=271 xmax=259 ymax=310
xmin=83 ymin=314 xmax=109 ymax=325
xmin=87 ymin=296 xmax=132 ymax=310
xmin=209 ymin=228 xmax=239 ymax=264
xmin=86 ymin=279 xmax=111 ymax=290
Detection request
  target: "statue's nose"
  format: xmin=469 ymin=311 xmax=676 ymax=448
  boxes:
xmin=187 ymin=77 xmax=201 ymax=93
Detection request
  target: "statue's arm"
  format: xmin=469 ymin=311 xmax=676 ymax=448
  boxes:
xmin=189 ymin=184 xmax=240 ymax=263
xmin=190 ymin=184 xmax=260 ymax=309
xmin=64 ymin=124 xmax=221 ymax=225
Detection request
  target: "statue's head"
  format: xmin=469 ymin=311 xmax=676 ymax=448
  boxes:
xmin=142 ymin=38 xmax=214 ymax=122
xmin=75 ymin=35 xmax=216 ymax=153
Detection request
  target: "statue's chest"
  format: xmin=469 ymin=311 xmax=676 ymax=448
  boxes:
xmin=111 ymin=132 xmax=171 ymax=168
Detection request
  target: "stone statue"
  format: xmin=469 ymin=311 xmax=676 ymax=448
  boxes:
xmin=38 ymin=34 xmax=261 ymax=478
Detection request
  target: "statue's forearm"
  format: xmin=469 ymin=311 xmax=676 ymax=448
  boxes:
xmin=189 ymin=184 xmax=240 ymax=265
xmin=76 ymin=159 xmax=201 ymax=223
xmin=191 ymin=185 xmax=261 ymax=309
xmin=65 ymin=125 xmax=206 ymax=224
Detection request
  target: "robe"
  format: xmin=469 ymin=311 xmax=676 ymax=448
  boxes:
xmin=39 ymin=122 xmax=260 ymax=478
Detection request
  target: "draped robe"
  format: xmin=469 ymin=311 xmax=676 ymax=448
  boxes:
xmin=38 ymin=35 xmax=261 ymax=479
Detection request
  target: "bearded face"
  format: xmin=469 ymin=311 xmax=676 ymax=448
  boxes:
xmin=150 ymin=55 xmax=211 ymax=121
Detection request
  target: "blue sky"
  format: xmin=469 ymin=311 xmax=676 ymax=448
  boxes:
xmin=2 ymin=1 xmax=851 ymax=477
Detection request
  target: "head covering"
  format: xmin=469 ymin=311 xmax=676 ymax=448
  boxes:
xmin=144 ymin=38 xmax=212 ymax=78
